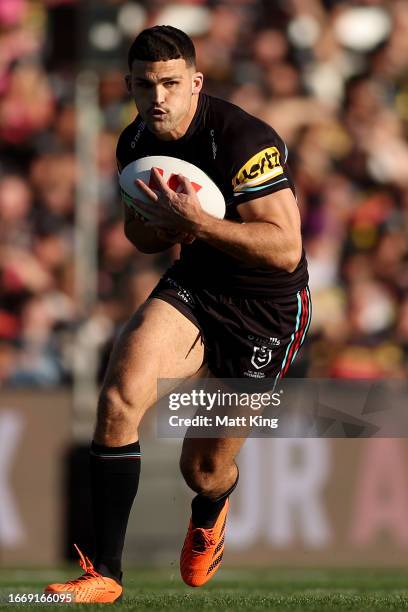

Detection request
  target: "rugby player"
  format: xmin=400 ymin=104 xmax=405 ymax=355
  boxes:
xmin=45 ymin=25 xmax=311 ymax=603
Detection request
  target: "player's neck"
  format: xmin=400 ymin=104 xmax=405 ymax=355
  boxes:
xmin=157 ymin=94 xmax=199 ymax=141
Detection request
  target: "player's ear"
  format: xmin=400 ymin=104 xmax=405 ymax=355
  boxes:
xmin=192 ymin=72 xmax=203 ymax=95
xmin=125 ymin=74 xmax=132 ymax=94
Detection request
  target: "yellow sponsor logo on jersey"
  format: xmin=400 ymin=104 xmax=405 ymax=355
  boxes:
xmin=232 ymin=146 xmax=283 ymax=192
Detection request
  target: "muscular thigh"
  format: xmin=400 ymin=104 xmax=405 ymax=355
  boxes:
xmin=101 ymin=297 xmax=206 ymax=413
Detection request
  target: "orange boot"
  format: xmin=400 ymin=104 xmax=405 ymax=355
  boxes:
xmin=45 ymin=544 xmax=123 ymax=604
xmin=180 ymin=498 xmax=229 ymax=587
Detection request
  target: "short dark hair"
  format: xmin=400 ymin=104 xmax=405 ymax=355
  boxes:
xmin=128 ymin=26 xmax=196 ymax=71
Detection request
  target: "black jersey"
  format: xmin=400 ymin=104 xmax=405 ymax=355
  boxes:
xmin=116 ymin=93 xmax=308 ymax=297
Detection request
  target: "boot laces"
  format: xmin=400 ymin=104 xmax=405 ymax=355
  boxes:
xmin=191 ymin=528 xmax=215 ymax=554
xmin=65 ymin=544 xmax=105 ymax=585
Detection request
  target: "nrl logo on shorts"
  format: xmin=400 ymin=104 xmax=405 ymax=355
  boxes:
xmin=251 ymin=345 xmax=273 ymax=370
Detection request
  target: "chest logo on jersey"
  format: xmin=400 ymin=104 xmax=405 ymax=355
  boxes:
xmin=232 ymin=146 xmax=283 ymax=193
xmin=148 ymin=168 xmax=202 ymax=194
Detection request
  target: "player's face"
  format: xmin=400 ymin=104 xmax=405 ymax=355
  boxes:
xmin=126 ymin=58 xmax=203 ymax=140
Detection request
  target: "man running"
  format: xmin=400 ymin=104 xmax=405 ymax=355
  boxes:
xmin=45 ymin=25 xmax=311 ymax=603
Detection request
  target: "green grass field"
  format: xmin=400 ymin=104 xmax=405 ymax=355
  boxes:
xmin=1 ymin=567 xmax=408 ymax=611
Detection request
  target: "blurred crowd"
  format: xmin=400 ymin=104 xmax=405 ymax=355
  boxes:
xmin=0 ymin=0 xmax=407 ymax=387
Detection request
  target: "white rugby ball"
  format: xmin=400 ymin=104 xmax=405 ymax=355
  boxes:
xmin=119 ymin=155 xmax=225 ymax=220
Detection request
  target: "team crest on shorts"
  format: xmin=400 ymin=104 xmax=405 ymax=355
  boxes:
xmin=251 ymin=345 xmax=273 ymax=370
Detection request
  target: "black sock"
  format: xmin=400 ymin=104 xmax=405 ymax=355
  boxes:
xmin=191 ymin=470 xmax=239 ymax=529
xmin=90 ymin=440 xmax=141 ymax=581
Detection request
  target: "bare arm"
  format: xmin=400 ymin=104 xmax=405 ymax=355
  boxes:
xmin=134 ymin=171 xmax=302 ymax=272
xmin=195 ymin=188 xmax=302 ymax=272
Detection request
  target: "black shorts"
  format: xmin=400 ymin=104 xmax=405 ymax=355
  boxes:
xmin=149 ymin=276 xmax=311 ymax=386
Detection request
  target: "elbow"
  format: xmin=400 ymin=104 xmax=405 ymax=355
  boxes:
xmin=127 ymin=240 xmax=163 ymax=254
xmin=285 ymin=249 xmax=302 ymax=273
xmin=283 ymin=238 xmax=303 ymax=273
xmin=132 ymin=242 xmax=160 ymax=254
xmin=265 ymin=244 xmax=302 ymax=273
xmin=124 ymin=226 xmax=170 ymax=254
xmin=124 ymin=226 xmax=151 ymax=253
xmin=285 ymin=261 xmax=300 ymax=274
xmin=124 ymin=227 xmax=142 ymax=251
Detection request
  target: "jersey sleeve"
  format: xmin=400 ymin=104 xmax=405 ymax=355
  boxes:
xmin=228 ymin=118 xmax=293 ymax=206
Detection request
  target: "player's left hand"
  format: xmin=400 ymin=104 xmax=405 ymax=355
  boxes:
xmin=134 ymin=167 xmax=207 ymax=236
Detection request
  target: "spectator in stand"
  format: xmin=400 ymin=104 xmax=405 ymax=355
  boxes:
xmin=0 ymin=0 xmax=407 ymax=386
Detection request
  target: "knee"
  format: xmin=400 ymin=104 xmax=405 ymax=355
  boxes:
xmin=97 ymin=384 xmax=142 ymax=436
xmin=179 ymin=454 xmax=225 ymax=496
